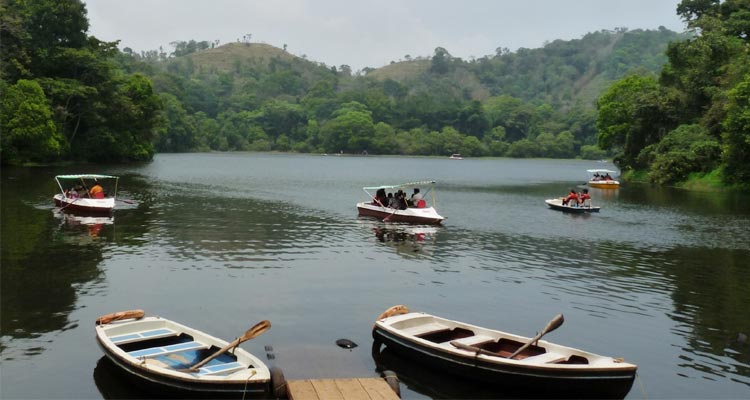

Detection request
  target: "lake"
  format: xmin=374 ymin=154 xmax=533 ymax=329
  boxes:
xmin=2 ymin=153 xmax=749 ymax=399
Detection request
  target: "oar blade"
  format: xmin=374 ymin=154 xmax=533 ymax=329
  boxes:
xmin=542 ymin=314 xmax=564 ymax=335
xmin=242 ymin=320 xmax=271 ymax=341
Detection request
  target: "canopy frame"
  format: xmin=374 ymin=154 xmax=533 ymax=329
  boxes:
xmin=54 ymin=174 xmax=119 ymax=199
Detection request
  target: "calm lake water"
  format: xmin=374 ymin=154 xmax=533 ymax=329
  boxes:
xmin=2 ymin=153 xmax=749 ymax=399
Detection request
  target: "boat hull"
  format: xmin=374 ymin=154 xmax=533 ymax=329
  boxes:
xmin=95 ymin=316 xmax=272 ymax=399
xmin=545 ymin=199 xmax=600 ymax=213
xmin=54 ymin=194 xmax=114 ymax=215
xmin=373 ymin=312 xmax=636 ymax=399
xmin=357 ymin=202 xmax=444 ymax=225
xmin=587 ymin=180 xmax=620 ymax=189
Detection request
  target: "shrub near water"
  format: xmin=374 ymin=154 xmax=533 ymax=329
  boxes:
xmin=638 ymin=124 xmax=721 ymax=184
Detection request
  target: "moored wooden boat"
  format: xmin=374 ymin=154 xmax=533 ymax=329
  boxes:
xmin=53 ymin=174 xmax=119 ymax=215
xmin=545 ymin=198 xmax=600 ymax=213
xmin=357 ymin=181 xmax=445 ymax=225
xmin=95 ymin=310 xmax=281 ymax=398
xmin=372 ymin=305 xmax=637 ymax=399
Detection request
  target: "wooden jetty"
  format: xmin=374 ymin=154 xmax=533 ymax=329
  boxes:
xmin=286 ymin=377 xmax=400 ymax=400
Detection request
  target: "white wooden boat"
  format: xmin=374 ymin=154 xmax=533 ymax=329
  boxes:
xmin=53 ymin=174 xmax=119 ymax=215
xmin=545 ymin=198 xmax=600 ymax=213
xmin=357 ymin=181 xmax=445 ymax=225
xmin=372 ymin=305 xmax=637 ymax=399
xmin=95 ymin=310 xmax=282 ymax=398
xmin=587 ymin=169 xmax=620 ymax=189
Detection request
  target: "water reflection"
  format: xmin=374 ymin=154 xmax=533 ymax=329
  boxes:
xmin=53 ymin=210 xmax=114 ymax=241
xmin=2 ymin=155 xmax=750 ymax=398
xmin=93 ymin=356 xmax=149 ymax=399
xmin=372 ymin=343 xmax=519 ymax=399
xmin=0 ymin=168 xmax=155 ymax=361
xmin=369 ymin=223 xmax=439 ymax=259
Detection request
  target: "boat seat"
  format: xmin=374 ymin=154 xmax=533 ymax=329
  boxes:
xmin=128 ymin=341 xmax=208 ymax=358
xmin=110 ymin=328 xmax=178 ymax=345
xmin=450 ymin=335 xmax=495 ymax=346
xmin=401 ymin=323 xmax=450 ymax=337
xmin=517 ymin=352 xmax=567 ymax=364
xmin=197 ymin=362 xmax=246 ymax=376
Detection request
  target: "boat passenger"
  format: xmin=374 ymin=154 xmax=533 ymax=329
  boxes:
xmin=89 ymin=181 xmax=105 ymax=199
xmin=386 ymin=192 xmax=398 ymax=208
xmin=604 ymin=173 xmax=612 ymax=181
xmin=396 ymin=190 xmax=407 ymax=210
xmin=579 ymin=189 xmax=591 ymax=206
xmin=373 ymin=188 xmax=388 ymax=207
xmin=409 ymin=188 xmax=422 ymax=207
xmin=562 ymin=189 xmax=578 ymax=206
xmin=68 ymin=187 xmax=79 ymax=199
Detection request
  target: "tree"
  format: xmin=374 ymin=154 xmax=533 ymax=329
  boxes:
xmin=1 ymin=79 xmax=64 ymax=163
xmin=319 ymin=102 xmax=375 ymax=153
xmin=596 ymin=74 xmax=680 ymax=169
xmin=722 ymin=74 xmax=750 ymax=183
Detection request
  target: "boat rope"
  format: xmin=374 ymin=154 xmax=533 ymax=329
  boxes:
xmin=241 ymin=369 xmax=257 ymax=400
xmin=635 ymin=372 xmax=648 ymax=399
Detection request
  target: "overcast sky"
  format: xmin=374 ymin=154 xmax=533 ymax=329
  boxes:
xmin=83 ymin=0 xmax=686 ymax=71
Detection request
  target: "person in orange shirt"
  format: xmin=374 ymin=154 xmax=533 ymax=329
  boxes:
xmin=578 ymin=189 xmax=591 ymax=206
xmin=562 ymin=189 xmax=578 ymax=206
xmin=89 ymin=181 xmax=105 ymax=199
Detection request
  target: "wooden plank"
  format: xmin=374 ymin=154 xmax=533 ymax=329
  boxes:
xmin=311 ymin=379 xmax=345 ymax=400
xmin=333 ymin=378 xmax=370 ymax=400
xmin=287 ymin=378 xmax=399 ymax=400
xmin=358 ymin=378 xmax=399 ymax=400
xmin=287 ymin=380 xmax=318 ymax=400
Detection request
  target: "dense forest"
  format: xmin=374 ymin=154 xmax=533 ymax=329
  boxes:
xmin=1 ymin=0 xmax=748 ymax=187
xmin=596 ymin=0 xmax=750 ymax=186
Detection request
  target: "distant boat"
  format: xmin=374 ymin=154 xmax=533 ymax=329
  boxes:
xmin=373 ymin=305 xmax=637 ymax=399
xmin=357 ymin=181 xmax=445 ymax=225
xmin=53 ymin=174 xmax=119 ymax=215
xmin=449 ymin=154 xmax=463 ymax=160
xmin=587 ymin=169 xmax=619 ymax=189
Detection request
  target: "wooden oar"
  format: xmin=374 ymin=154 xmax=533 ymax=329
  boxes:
xmin=508 ymin=314 xmax=564 ymax=359
xmin=188 ymin=320 xmax=271 ymax=371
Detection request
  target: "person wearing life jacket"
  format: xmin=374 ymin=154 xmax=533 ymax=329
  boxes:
xmin=562 ymin=189 xmax=578 ymax=206
xmin=89 ymin=181 xmax=105 ymax=199
xmin=578 ymin=188 xmax=591 ymax=206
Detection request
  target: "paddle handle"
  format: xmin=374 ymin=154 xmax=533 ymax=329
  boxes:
xmin=190 ymin=338 xmax=240 ymax=371
xmin=509 ymin=314 xmax=564 ymax=359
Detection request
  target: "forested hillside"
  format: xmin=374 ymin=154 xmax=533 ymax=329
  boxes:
xmin=112 ymin=27 xmax=683 ymax=160
xmin=6 ymin=0 xmax=746 ymax=188
xmin=596 ymin=0 xmax=750 ymax=187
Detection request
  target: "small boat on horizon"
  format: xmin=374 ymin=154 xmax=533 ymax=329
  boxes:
xmin=356 ymin=181 xmax=445 ymax=225
xmin=53 ymin=174 xmax=119 ymax=215
xmin=372 ymin=305 xmax=637 ymax=399
xmin=95 ymin=310 xmax=284 ymax=398
xmin=449 ymin=153 xmax=463 ymax=160
xmin=587 ymin=169 xmax=620 ymax=189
